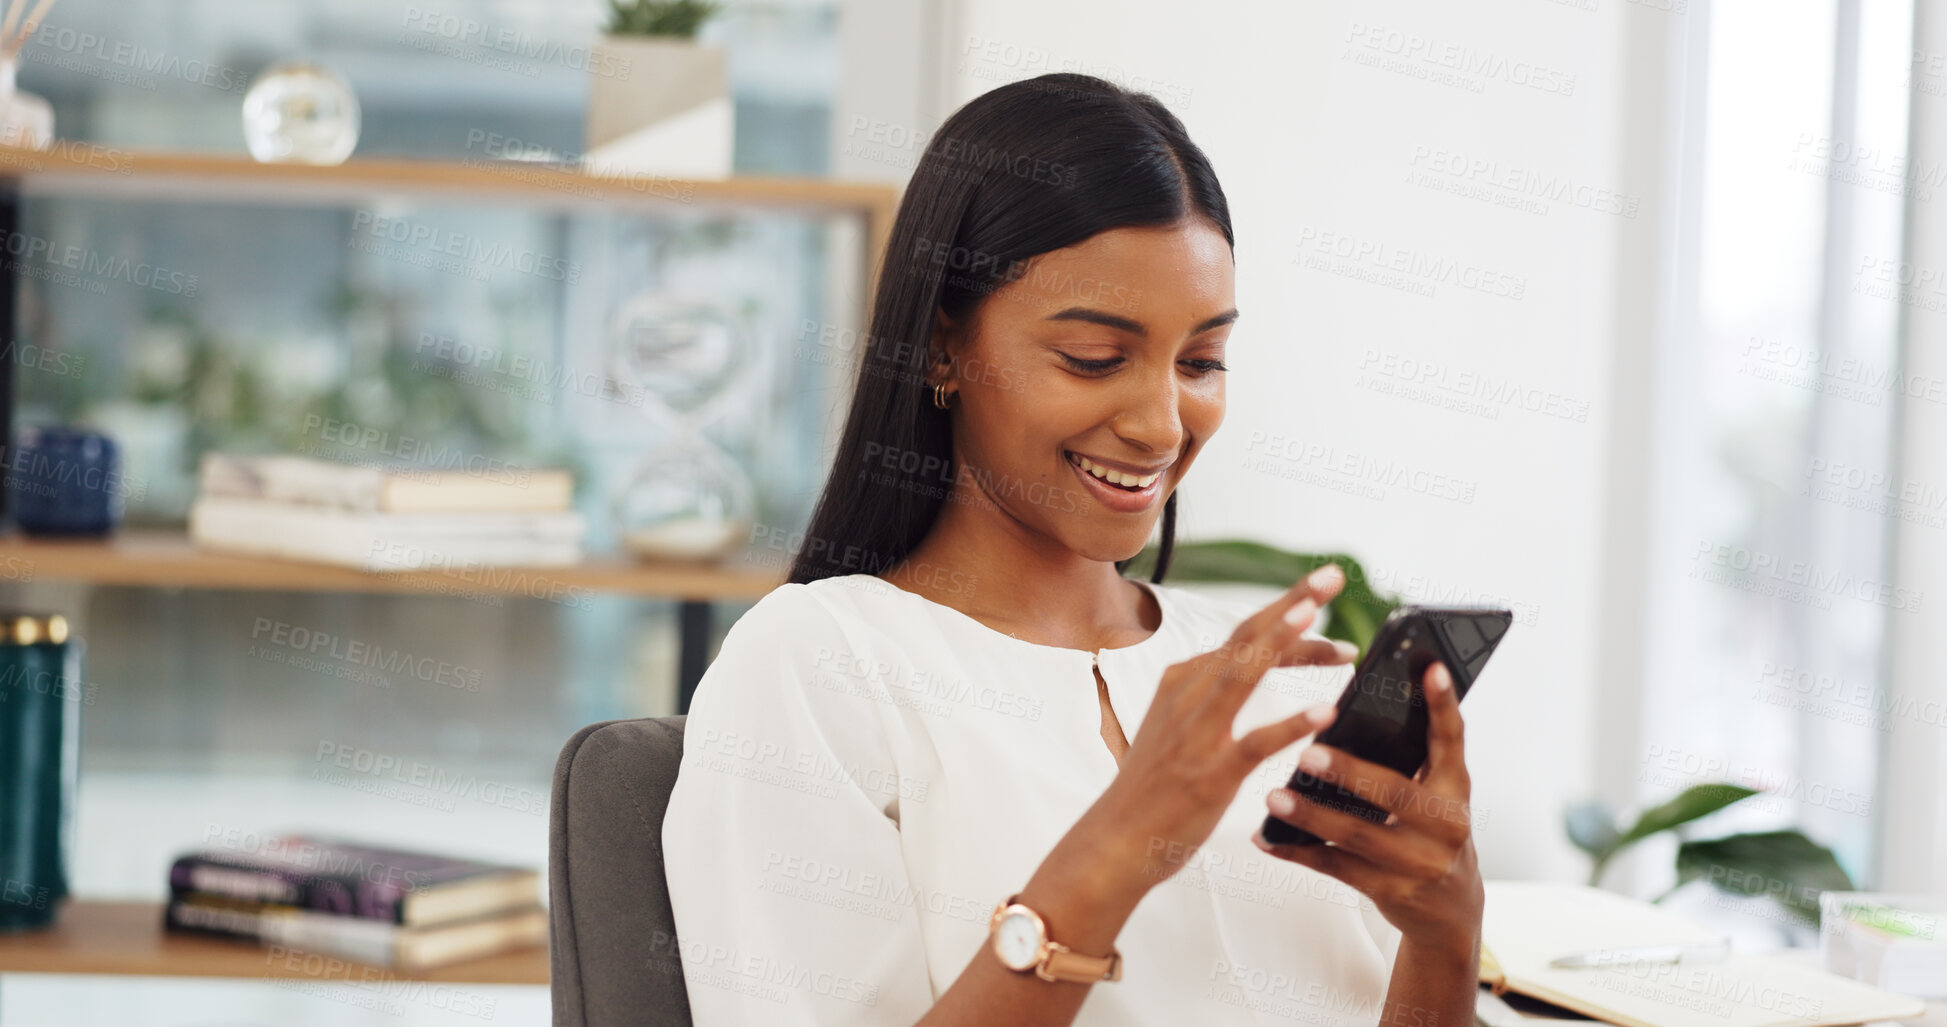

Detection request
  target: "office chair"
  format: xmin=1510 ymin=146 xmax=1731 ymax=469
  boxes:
xmin=549 ymin=716 xmax=692 ymax=1027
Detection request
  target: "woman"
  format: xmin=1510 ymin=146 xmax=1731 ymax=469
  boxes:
xmin=663 ymin=72 xmax=1482 ymax=1026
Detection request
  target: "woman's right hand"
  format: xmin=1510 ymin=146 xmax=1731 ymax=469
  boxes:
xmin=969 ymin=564 xmax=1361 ymax=1004
xmin=1083 ymin=564 xmax=1359 ymax=896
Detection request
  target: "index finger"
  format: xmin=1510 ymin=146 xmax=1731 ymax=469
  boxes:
xmin=1235 ymin=563 xmax=1348 ymax=649
xmin=1420 ymin=661 xmax=1469 ymax=793
xmin=1204 ymin=563 xmax=1349 ymax=684
xmin=1185 ymin=565 xmax=1352 ymax=719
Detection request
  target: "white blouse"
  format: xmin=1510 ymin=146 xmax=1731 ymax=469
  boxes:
xmin=662 ymin=573 xmax=1403 ymax=1026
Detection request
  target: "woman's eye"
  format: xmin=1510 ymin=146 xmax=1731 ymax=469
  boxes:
xmin=1059 ymin=354 xmax=1122 ymax=374
xmin=1182 ymin=358 xmax=1229 ymax=374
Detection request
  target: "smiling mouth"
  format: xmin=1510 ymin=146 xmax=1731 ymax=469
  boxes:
xmin=1065 ymin=451 xmax=1165 ymax=491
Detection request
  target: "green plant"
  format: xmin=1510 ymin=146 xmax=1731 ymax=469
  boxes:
xmin=1567 ymin=784 xmax=1854 ymax=924
xmin=85 ymin=287 xmax=569 ymax=523
xmin=604 ymin=0 xmax=721 ymax=37
xmin=1123 ymin=538 xmax=1400 ymax=654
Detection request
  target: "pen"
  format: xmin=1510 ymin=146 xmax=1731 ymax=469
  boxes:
xmin=1548 ymin=940 xmax=1730 ymax=969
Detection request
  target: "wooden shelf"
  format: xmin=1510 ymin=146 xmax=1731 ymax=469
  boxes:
xmin=0 ymin=900 xmax=547 ymax=985
xmin=0 ymin=531 xmax=784 ymax=603
xmin=0 ymin=143 xmax=896 ymax=214
xmin=0 ymin=143 xmax=899 ymax=273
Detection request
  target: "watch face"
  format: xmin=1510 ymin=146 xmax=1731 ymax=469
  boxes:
xmin=994 ymin=912 xmax=1041 ymax=971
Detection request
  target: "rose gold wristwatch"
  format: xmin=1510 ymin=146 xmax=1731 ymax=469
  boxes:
xmin=988 ymin=894 xmax=1123 ymax=984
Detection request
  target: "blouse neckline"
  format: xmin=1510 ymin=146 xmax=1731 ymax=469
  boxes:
xmin=842 ymin=573 xmax=1178 ymax=662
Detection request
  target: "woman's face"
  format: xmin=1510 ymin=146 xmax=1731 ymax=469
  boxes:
xmin=936 ymin=218 xmax=1235 ymax=564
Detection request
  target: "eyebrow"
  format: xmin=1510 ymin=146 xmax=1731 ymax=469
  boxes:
xmin=1043 ymin=306 xmax=1240 ymax=336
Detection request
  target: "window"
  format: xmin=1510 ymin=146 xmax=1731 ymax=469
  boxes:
xmin=1639 ymin=0 xmax=1915 ymax=936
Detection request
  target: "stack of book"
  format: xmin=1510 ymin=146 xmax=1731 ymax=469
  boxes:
xmin=165 ymin=835 xmax=546 ymax=971
xmin=189 ymin=453 xmax=583 ymax=572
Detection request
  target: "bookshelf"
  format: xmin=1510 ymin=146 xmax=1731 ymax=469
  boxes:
xmin=0 ymin=146 xmax=887 ymax=994
xmin=0 ymin=901 xmax=547 ymax=986
xmin=0 ymin=143 xmax=891 ymax=706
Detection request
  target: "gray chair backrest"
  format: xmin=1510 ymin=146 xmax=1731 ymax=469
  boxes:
xmin=549 ymin=716 xmax=692 ymax=1027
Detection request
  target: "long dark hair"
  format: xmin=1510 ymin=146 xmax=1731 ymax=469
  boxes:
xmin=788 ymin=73 xmax=1233 ymax=585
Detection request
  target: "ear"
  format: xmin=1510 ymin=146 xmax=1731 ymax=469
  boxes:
xmin=927 ymin=306 xmax=966 ymax=386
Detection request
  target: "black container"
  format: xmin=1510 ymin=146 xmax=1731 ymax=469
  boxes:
xmin=0 ymin=613 xmax=77 ymax=930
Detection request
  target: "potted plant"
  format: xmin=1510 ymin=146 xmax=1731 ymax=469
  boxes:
xmin=585 ymin=0 xmax=734 ymax=179
xmin=1567 ymin=784 xmax=1854 ymax=930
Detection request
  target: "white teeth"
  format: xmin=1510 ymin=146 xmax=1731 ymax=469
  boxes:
xmin=1075 ymin=455 xmax=1162 ymax=489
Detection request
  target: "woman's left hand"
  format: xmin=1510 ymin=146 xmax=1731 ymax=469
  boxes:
xmin=1251 ymin=660 xmax=1484 ymax=948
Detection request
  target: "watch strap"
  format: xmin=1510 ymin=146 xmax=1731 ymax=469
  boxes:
xmin=1038 ymin=943 xmax=1123 ymax=983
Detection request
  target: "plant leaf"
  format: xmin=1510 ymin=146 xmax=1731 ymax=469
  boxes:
xmin=1612 ymin=783 xmax=1758 ymax=850
xmin=1675 ymin=830 xmax=1854 ymax=923
xmin=1564 ymin=800 xmax=1621 ymax=857
xmin=605 ymin=0 xmax=721 ymax=36
xmin=1126 ymin=540 xmax=1400 ymax=654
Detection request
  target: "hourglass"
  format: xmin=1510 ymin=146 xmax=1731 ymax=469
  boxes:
xmin=609 ymin=291 xmax=755 ymax=562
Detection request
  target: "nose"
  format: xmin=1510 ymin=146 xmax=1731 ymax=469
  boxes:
xmin=1109 ymin=361 xmax=1184 ymax=458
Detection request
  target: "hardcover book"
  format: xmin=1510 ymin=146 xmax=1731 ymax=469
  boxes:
xmin=166 ymin=892 xmax=548 ymax=970
xmin=188 ymin=496 xmax=584 ymax=572
xmin=167 ymin=835 xmax=540 ymax=927
xmin=198 ymin=452 xmax=574 ymax=514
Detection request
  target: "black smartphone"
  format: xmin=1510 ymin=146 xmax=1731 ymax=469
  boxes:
xmin=1260 ymin=604 xmax=1512 ymax=847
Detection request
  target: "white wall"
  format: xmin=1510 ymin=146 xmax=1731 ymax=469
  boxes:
xmin=834 ymin=0 xmax=948 ymax=184
xmin=919 ymin=0 xmax=1664 ymax=882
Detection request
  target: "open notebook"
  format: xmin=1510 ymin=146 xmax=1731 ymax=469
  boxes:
xmin=1480 ymin=882 xmax=1926 ymax=1027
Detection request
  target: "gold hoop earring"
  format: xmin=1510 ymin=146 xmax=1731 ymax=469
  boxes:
xmin=933 ymin=382 xmax=952 ymax=410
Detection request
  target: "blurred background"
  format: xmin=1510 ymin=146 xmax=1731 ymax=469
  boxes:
xmin=0 ymin=0 xmax=1942 ymax=1023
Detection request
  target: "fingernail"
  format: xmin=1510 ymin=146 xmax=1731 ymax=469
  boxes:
xmin=1333 ymin=640 xmax=1358 ymax=661
xmin=1307 ymin=564 xmax=1343 ymax=590
xmin=1268 ymin=790 xmax=1295 ymax=815
xmin=1298 ymin=747 xmax=1329 ymax=774
xmin=1430 ymin=664 xmax=1451 ymax=692
xmin=1282 ymin=597 xmax=1318 ymax=627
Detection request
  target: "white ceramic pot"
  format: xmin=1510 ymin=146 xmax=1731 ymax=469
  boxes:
xmin=583 ymin=35 xmax=733 ymax=179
